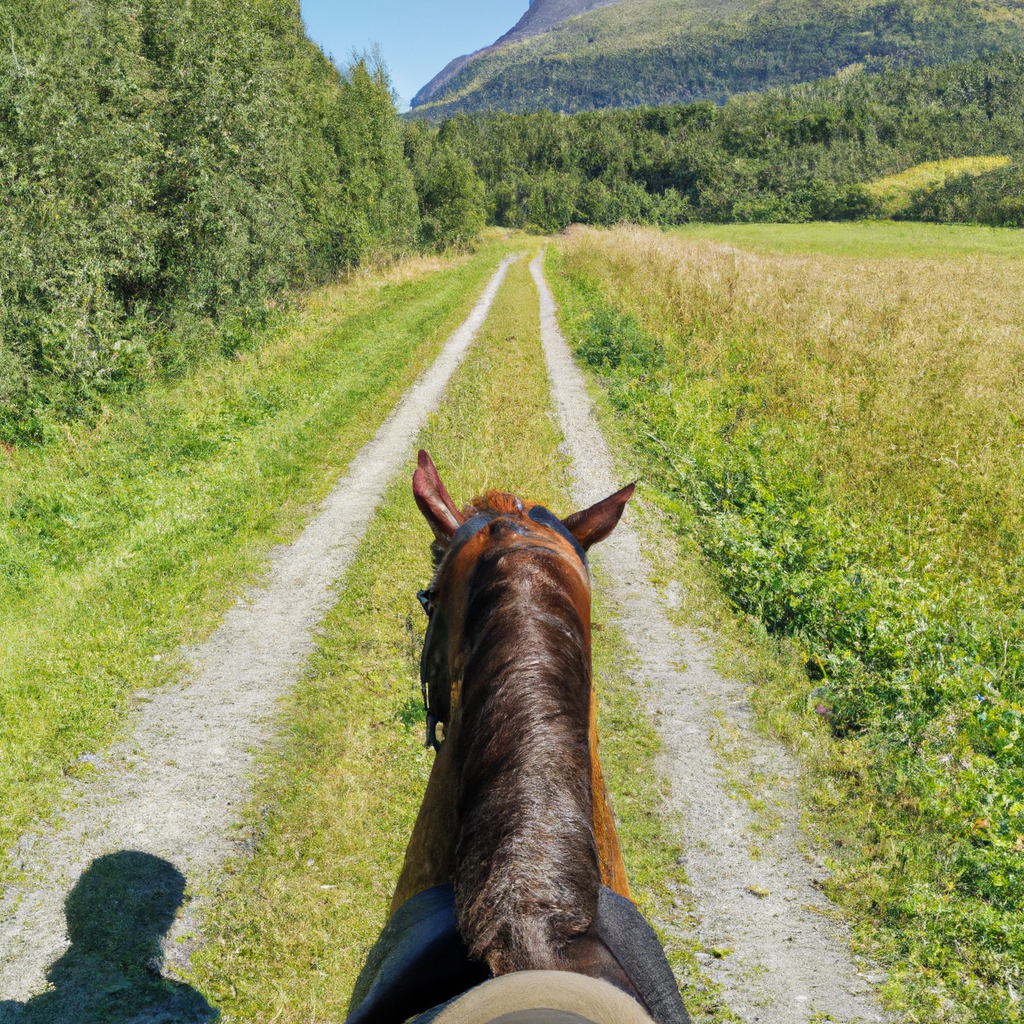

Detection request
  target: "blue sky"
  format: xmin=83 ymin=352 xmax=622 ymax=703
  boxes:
xmin=300 ymin=1 xmax=529 ymax=109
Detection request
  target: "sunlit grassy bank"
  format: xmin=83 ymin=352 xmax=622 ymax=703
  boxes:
xmin=0 ymin=237 xmax=515 ymax=882
xmin=551 ymin=224 xmax=1024 ymax=1023
xmin=187 ymin=253 xmax=719 ymax=1022
xmin=865 ymin=157 xmax=1013 ymax=215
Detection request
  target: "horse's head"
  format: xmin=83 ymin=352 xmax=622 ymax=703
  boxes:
xmin=408 ymin=450 xmax=638 ymax=975
xmin=412 ymin=449 xmax=634 ymax=752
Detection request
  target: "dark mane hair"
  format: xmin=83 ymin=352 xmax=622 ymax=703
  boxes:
xmin=452 ymin=520 xmax=601 ymax=974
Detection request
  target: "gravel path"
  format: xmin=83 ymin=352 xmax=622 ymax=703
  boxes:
xmin=0 ymin=255 xmax=518 ymax=1006
xmin=530 ymin=252 xmax=889 ymax=1024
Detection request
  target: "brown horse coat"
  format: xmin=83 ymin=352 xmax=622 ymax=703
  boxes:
xmin=392 ymin=451 xmax=635 ymax=982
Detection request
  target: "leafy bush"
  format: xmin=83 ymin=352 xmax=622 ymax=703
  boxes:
xmin=902 ymin=160 xmax=1024 ymax=225
xmin=0 ymin=0 xmax=418 ymax=442
xmin=574 ymin=298 xmax=664 ymax=374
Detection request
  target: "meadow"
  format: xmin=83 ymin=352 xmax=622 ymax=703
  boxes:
xmin=669 ymin=218 xmax=1024 ymax=258
xmin=551 ymin=222 xmax=1024 ymax=1023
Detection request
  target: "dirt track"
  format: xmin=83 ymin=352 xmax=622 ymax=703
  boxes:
xmin=0 ymin=250 xmax=891 ymax=1024
xmin=0 ymin=256 xmax=517 ymax=1008
xmin=531 ymin=252 xmax=888 ymax=1024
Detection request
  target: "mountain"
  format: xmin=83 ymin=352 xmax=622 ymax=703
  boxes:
xmin=412 ymin=0 xmax=627 ymax=108
xmin=410 ymin=0 xmax=1024 ymax=117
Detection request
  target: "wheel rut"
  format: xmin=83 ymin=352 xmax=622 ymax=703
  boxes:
xmin=530 ymin=252 xmax=890 ymax=1024
xmin=0 ymin=255 xmax=519 ymax=1006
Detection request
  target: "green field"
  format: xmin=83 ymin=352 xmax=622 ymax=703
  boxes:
xmin=671 ymin=218 xmax=1024 ymax=257
xmin=551 ymin=221 xmax=1024 ymax=1023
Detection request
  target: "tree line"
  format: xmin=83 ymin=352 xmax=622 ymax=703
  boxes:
xmin=4 ymin=0 xmax=1022 ymax=444
xmin=410 ymin=50 xmax=1024 ymax=231
xmin=0 ymin=0 xmax=481 ymax=444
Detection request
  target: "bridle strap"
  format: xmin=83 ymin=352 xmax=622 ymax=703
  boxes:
xmin=528 ymin=505 xmax=588 ymax=569
xmin=447 ymin=513 xmax=494 ymax=557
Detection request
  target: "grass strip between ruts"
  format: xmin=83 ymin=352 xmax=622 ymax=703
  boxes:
xmin=0 ymin=234 xmax=516 ymax=885
xmin=186 ymin=249 xmax=719 ymax=1022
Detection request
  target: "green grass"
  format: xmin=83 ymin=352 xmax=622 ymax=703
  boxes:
xmin=550 ymin=223 xmax=1024 ymax=1024
xmin=670 ymin=218 xmax=1024 ymax=257
xmin=185 ymin=251 xmax=720 ymax=1022
xmin=0 ymin=236 xmax=516 ymax=884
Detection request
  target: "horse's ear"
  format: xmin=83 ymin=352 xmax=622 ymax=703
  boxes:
xmin=562 ymin=482 xmax=635 ymax=551
xmin=413 ymin=450 xmax=465 ymax=542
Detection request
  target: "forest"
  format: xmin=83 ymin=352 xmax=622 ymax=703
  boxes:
xmin=0 ymin=0 xmax=479 ymax=446
xmin=408 ymin=51 xmax=1024 ymax=230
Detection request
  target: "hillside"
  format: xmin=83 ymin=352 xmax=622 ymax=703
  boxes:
xmin=413 ymin=0 xmax=628 ymax=107
xmin=410 ymin=0 xmax=1024 ymax=116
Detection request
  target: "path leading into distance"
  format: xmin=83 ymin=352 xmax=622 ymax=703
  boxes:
xmin=531 ymin=251 xmax=888 ymax=1024
xmin=0 ymin=256 xmax=517 ymax=1005
xmin=0 ymin=249 xmax=890 ymax=1024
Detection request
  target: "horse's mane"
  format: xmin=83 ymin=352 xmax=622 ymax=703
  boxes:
xmin=450 ymin=515 xmax=601 ymax=975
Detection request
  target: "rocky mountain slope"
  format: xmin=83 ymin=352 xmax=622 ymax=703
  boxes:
xmin=412 ymin=0 xmax=627 ymax=108
xmin=410 ymin=0 xmax=1024 ymax=116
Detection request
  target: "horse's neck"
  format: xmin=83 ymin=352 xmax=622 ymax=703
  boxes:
xmin=452 ymin=560 xmax=603 ymax=973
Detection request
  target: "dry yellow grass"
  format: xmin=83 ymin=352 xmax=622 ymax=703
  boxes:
xmin=559 ymin=224 xmax=1024 ymax=585
xmin=552 ymin=223 xmax=1024 ymax=1022
xmin=865 ymin=156 xmax=1012 ymax=214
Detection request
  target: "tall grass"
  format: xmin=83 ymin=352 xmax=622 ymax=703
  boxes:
xmin=551 ymin=224 xmax=1024 ymax=1023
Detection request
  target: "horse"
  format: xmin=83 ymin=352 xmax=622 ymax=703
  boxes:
xmin=347 ymin=451 xmax=691 ymax=1024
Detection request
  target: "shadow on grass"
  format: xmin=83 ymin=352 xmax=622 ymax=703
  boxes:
xmin=0 ymin=851 xmax=217 ymax=1023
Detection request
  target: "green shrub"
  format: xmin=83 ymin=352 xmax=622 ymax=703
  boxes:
xmin=902 ymin=160 xmax=1024 ymax=225
xmin=574 ymin=297 xmax=664 ymax=374
xmin=0 ymin=0 xmax=418 ymax=439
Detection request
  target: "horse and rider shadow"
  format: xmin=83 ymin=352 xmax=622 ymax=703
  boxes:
xmin=0 ymin=850 xmax=216 ymax=1024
